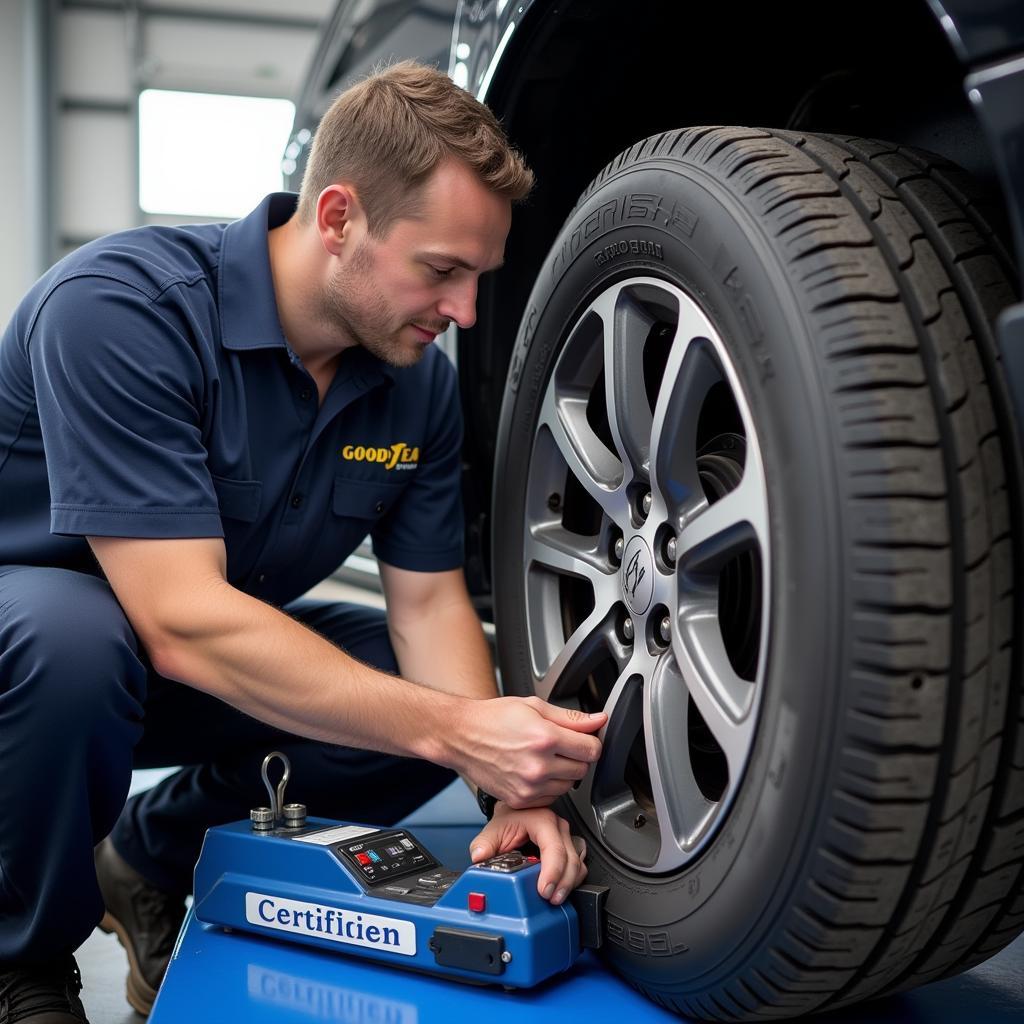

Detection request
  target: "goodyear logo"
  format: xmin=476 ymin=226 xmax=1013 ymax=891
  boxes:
xmin=341 ymin=443 xmax=419 ymax=471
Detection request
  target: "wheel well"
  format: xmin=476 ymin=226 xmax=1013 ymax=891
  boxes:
xmin=460 ymin=0 xmax=999 ymax=600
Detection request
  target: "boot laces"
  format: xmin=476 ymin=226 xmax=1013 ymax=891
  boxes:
xmin=0 ymin=957 xmax=87 ymax=1022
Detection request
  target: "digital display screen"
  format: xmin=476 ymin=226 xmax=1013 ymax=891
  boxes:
xmin=336 ymin=830 xmax=436 ymax=886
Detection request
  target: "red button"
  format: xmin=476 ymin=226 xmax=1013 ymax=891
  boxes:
xmin=356 ymin=853 xmax=371 ymax=865
xmin=525 ymin=856 xmax=539 ymax=863
xmin=468 ymin=892 xmax=486 ymax=913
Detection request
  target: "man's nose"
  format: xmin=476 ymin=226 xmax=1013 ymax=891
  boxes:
xmin=439 ymin=277 xmax=478 ymax=330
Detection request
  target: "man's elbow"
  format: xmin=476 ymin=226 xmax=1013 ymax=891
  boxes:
xmin=129 ymin=577 xmax=234 ymax=684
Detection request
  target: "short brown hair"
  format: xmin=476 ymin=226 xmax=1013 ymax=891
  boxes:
xmin=296 ymin=60 xmax=534 ymax=234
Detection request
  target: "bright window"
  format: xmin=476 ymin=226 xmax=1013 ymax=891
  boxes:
xmin=138 ymin=90 xmax=295 ymax=218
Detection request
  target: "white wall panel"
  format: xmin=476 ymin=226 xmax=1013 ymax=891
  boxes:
xmin=143 ymin=17 xmax=317 ymax=98
xmin=50 ymin=1 xmax=331 ymax=248
xmin=0 ymin=2 xmax=30 ymax=323
xmin=59 ymin=8 xmax=132 ymax=102
xmin=59 ymin=111 xmax=135 ymax=238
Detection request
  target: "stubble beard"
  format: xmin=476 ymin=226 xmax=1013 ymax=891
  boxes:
xmin=320 ymin=242 xmax=424 ymax=370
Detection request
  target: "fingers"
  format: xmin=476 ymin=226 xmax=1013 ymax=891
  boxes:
xmin=547 ymin=754 xmax=592 ymax=782
xmin=473 ymin=808 xmax=589 ymax=906
xmin=498 ymin=755 xmax=592 ymax=809
xmin=525 ymin=699 xmax=606 ymax=765
xmin=528 ymin=698 xmax=607 ymax=735
xmin=462 ymin=697 xmax=604 ymax=808
xmin=469 ymin=830 xmax=496 ymax=864
xmin=531 ymin=814 xmax=588 ymax=906
xmin=468 ymin=815 xmax=526 ymax=863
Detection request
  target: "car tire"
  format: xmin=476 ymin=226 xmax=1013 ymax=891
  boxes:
xmin=492 ymin=127 xmax=1023 ymax=1020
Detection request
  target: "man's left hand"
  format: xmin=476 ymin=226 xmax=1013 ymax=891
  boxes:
xmin=468 ymin=804 xmax=587 ymax=905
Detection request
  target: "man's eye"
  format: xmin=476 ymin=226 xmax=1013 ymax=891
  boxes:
xmin=428 ymin=265 xmax=454 ymax=279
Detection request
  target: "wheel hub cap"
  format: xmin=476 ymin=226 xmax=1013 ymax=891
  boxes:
xmin=621 ymin=536 xmax=654 ymax=614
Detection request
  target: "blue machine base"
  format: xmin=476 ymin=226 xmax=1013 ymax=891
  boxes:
xmin=150 ymin=916 xmax=1024 ymax=1024
xmin=151 ymin=825 xmax=1024 ymax=1023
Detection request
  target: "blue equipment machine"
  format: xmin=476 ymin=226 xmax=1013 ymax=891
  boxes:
xmin=151 ymin=752 xmax=607 ymax=1020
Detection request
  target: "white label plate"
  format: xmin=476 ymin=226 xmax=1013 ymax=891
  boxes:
xmin=293 ymin=824 xmax=379 ymax=846
xmin=245 ymin=892 xmax=416 ymax=956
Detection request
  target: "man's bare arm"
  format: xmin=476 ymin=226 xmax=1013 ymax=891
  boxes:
xmin=379 ymin=562 xmax=496 ymax=702
xmin=379 ymin=561 xmax=592 ymax=904
xmin=88 ymin=536 xmax=605 ymax=807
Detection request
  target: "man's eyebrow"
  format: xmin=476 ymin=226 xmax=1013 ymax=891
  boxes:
xmin=419 ymin=251 xmax=505 ymax=272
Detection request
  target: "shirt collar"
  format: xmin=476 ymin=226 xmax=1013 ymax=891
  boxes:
xmin=219 ymin=192 xmax=296 ymax=351
xmin=218 ymin=192 xmax=394 ymax=385
xmin=342 ymin=344 xmax=395 ymax=385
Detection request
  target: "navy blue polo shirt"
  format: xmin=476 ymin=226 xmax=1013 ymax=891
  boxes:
xmin=0 ymin=193 xmax=464 ymax=605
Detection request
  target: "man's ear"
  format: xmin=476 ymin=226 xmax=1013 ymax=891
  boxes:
xmin=315 ymin=184 xmax=362 ymax=256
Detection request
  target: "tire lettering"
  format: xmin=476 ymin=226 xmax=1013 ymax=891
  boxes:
xmin=554 ymin=191 xmax=697 ymax=278
xmin=594 ymin=238 xmax=664 ymax=267
xmin=663 ymin=198 xmax=699 ymax=236
xmin=509 ymin=305 xmax=537 ymax=395
xmin=768 ymin=754 xmax=787 ymax=788
xmin=605 ymin=917 xmax=690 ymax=957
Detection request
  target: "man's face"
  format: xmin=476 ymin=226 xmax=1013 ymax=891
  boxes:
xmin=320 ymin=159 xmax=511 ymax=368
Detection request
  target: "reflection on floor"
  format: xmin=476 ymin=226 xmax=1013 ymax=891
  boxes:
xmin=80 ymin=774 xmax=1024 ymax=1023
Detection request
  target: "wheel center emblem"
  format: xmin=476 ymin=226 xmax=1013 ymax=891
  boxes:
xmin=621 ymin=536 xmax=654 ymax=615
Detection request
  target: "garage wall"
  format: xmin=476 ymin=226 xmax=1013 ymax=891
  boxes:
xmin=53 ymin=0 xmax=332 ymax=256
xmin=0 ymin=0 xmax=50 ymax=326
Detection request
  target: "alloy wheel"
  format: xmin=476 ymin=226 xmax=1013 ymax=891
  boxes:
xmin=523 ymin=277 xmax=771 ymax=872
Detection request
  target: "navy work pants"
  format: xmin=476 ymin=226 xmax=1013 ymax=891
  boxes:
xmin=0 ymin=566 xmax=455 ymax=963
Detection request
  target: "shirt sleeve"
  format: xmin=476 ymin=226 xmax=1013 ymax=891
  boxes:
xmin=371 ymin=351 xmax=465 ymax=572
xmin=28 ymin=274 xmax=224 ymax=538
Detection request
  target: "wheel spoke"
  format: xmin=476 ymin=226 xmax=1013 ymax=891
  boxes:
xmin=525 ymin=521 xmax=613 ymax=590
xmin=645 ymin=655 xmax=716 ymax=856
xmin=539 ymin=390 xmax=625 ymax=521
xmin=673 ymin=606 xmax=757 ymax=771
xmin=569 ymin=650 xmax=649 ymax=814
xmin=650 ymin=327 xmax=723 ymax=517
xmin=536 ymin=602 xmax=626 ymax=703
xmin=597 ymin=288 xmax=656 ymax=476
xmin=675 ymin=467 xmax=767 ymax=572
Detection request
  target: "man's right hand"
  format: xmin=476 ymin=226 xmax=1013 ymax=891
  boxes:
xmin=454 ymin=695 xmax=606 ymax=808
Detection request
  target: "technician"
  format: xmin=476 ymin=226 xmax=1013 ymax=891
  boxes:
xmin=0 ymin=62 xmax=604 ymax=1024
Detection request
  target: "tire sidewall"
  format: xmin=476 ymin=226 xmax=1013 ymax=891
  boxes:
xmin=494 ymin=159 xmax=848 ymax=987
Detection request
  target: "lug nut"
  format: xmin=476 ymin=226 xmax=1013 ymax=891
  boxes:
xmin=613 ymin=536 xmax=624 ymax=563
xmin=621 ymin=616 xmax=635 ymax=643
xmin=660 ymin=616 xmax=672 ymax=645
xmin=665 ymin=535 xmax=677 ymax=564
xmin=641 ymin=492 xmax=652 ymax=517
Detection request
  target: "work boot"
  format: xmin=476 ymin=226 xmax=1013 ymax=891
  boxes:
xmin=94 ymin=838 xmax=186 ymax=1016
xmin=0 ymin=957 xmax=89 ymax=1023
